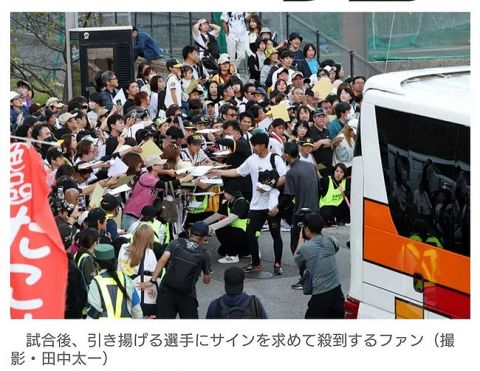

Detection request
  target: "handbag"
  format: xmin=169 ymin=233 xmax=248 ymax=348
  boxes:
xmin=160 ymin=181 xmax=178 ymax=223
xmin=205 ymin=185 xmax=221 ymax=213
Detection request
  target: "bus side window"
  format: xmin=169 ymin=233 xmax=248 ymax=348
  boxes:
xmin=376 ymin=107 xmax=469 ymax=257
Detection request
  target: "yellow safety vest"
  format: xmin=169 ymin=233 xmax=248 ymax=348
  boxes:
xmin=409 ymin=233 xmax=443 ymax=248
xmin=93 ymin=272 xmax=131 ymax=319
xmin=131 ymin=220 xmax=162 ymax=244
xmin=228 ymin=198 xmax=248 ymax=232
xmin=320 ymin=177 xmax=346 ymax=208
xmin=188 ymin=195 xmax=209 ymax=214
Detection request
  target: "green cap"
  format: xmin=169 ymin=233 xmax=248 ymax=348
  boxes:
xmin=251 ymin=128 xmax=266 ymax=136
xmin=93 ymin=244 xmax=115 ymax=261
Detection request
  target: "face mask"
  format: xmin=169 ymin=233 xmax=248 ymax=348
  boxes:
xmin=88 ymin=101 xmax=96 ymax=110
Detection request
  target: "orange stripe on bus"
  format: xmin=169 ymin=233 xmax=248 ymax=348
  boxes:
xmin=364 ymin=200 xmax=470 ymax=295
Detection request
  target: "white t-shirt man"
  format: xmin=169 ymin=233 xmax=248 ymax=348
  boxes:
xmin=164 ymin=73 xmax=182 ymax=109
xmin=237 ymin=152 xmax=287 ymax=210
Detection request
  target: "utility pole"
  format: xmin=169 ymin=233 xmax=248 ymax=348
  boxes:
xmin=64 ymin=12 xmax=78 ymax=100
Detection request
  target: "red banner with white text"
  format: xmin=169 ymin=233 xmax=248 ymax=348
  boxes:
xmin=10 ymin=143 xmax=67 ymax=319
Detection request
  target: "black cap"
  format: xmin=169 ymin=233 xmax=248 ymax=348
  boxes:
xmin=100 ymin=194 xmax=119 ymax=211
xmin=141 ymin=205 xmax=158 ymax=221
xmin=288 ymin=32 xmax=303 ymax=42
xmin=187 ymin=134 xmax=203 ymax=145
xmin=300 ymin=137 xmax=315 ymax=147
xmin=224 ymin=266 xmax=245 ymax=295
xmin=58 ymin=224 xmax=75 ymax=250
xmin=223 ymin=180 xmax=242 ymax=197
xmin=190 ymin=221 xmax=209 ymax=237
xmin=283 ymin=141 xmax=299 ymax=158
xmin=166 ymin=58 xmax=182 ymax=69
xmin=313 ymin=108 xmax=327 ymax=117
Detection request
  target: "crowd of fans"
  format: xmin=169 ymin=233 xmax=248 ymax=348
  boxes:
xmin=10 ymin=12 xmax=362 ymax=319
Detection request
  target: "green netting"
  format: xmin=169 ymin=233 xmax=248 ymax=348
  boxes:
xmin=366 ymin=13 xmax=470 ymax=61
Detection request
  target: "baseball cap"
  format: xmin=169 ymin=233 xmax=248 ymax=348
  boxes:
xmin=10 ymin=91 xmax=21 ymax=101
xmin=59 ymin=112 xmax=78 ymax=125
xmin=93 ymin=243 xmax=115 ymax=261
xmin=300 ymin=137 xmax=315 ymax=147
xmin=190 ymin=221 xmax=209 ymax=237
xmin=100 ymin=194 xmax=120 ymax=211
xmin=187 ymin=134 xmax=203 ymax=145
xmin=264 ymin=47 xmax=278 ymax=61
xmin=313 ymin=108 xmax=327 ymax=117
xmin=144 ymin=154 xmax=167 ymax=168
xmin=259 ymin=27 xmax=272 ymax=36
xmin=283 ymin=141 xmax=299 ymax=158
xmin=288 ymin=32 xmax=303 ymax=42
xmin=292 ymin=71 xmax=304 ymax=80
xmin=224 ymin=266 xmax=245 ymax=295
xmin=166 ymin=58 xmax=182 ymax=69
xmin=218 ymin=53 xmax=231 ymax=65
xmin=58 ymin=224 xmax=76 ymax=250
xmin=254 ymin=87 xmax=267 ymax=95
xmin=46 ymin=97 xmax=65 ymax=108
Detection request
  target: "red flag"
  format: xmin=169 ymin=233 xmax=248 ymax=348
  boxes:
xmin=10 ymin=143 xmax=68 ymax=319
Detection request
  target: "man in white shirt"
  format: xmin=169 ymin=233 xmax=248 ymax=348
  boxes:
xmin=221 ymin=12 xmax=250 ymax=69
xmin=271 ymin=49 xmax=296 ymax=87
xmin=212 ymin=131 xmax=287 ymax=275
xmin=164 ymin=59 xmax=182 ymax=110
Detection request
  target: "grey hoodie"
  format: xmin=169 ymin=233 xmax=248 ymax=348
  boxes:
xmin=294 ymin=235 xmax=341 ymax=295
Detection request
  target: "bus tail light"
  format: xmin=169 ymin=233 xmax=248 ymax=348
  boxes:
xmin=344 ymin=296 xmax=360 ymax=319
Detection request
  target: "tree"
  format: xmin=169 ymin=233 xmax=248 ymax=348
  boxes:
xmin=10 ymin=13 xmax=67 ymax=100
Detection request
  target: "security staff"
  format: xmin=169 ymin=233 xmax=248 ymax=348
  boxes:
xmin=319 ymin=163 xmax=350 ymax=226
xmin=203 ymin=180 xmax=250 ymax=263
xmin=87 ymin=244 xmax=143 ymax=319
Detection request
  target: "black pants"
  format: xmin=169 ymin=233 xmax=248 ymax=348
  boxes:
xmin=305 ymin=285 xmax=345 ymax=319
xmin=290 ymin=215 xmax=306 ymax=279
xmin=319 ymin=201 xmax=350 ymax=225
xmin=246 ymin=209 xmax=283 ymax=266
xmin=156 ymin=290 xmax=199 ymax=319
xmin=216 ymin=226 xmax=250 ymax=257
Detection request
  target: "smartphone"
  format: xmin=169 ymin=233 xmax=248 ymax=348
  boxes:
xmin=78 ymin=194 xmax=86 ymax=211
xmin=130 ymin=111 xmax=137 ymax=119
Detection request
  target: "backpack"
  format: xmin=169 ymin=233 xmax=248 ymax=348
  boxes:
xmin=258 ymin=153 xmax=280 ymax=188
xmin=217 ymin=295 xmax=260 ymax=319
xmin=195 ymin=33 xmax=220 ymax=60
xmin=161 ymin=239 xmax=205 ymax=294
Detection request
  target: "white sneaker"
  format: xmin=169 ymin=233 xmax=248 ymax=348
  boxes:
xmin=217 ymin=255 xmax=240 ymax=264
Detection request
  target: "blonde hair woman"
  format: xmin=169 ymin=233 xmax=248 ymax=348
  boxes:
xmin=117 ymin=224 xmax=157 ymax=277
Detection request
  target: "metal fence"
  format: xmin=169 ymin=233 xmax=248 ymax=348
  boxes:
xmin=79 ymin=12 xmax=385 ymax=79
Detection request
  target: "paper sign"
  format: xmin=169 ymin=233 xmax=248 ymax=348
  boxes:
xmin=108 ymin=157 xmax=129 ymax=178
xmin=211 ymin=150 xmax=231 ymax=157
xmin=140 ymin=139 xmax=163 ymax=160
xmin=77 ymin=160 xmax=102 ymax=170
xmin=184 ymin=79 xmax=199 ymax=94
xmin=201 ymin=178 xmax=224 ymax=185
xmin=108 ymin=184 xmax=131 ymax=195
xmin=113 ymin=88 xmax=126 ymax=105
xmin=110 ymin=174 xmax=134 ymax=188
xmin=313 ymin=77 xmax=333 ymax=100
xmin=89 ymin=183 xmax=105 ymax=208
xmin=196 ymin=128 xmax=222 ymax=134
xmin=189 ymin=166 xmax=213 ymax=177
xmin=270 ymin=103 xmax=290 ymax=122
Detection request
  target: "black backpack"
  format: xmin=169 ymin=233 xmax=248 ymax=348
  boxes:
xmin=161 ymin=239 xmax=205 ymax=294
xmin=217 ymin=295 xmax=260 ymax=319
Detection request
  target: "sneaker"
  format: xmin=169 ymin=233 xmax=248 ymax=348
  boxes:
xmin=273 ymin=264 xmax=283 ymax=275
xmin=280 ymin=222 xmax=291 ymax=232
xmin=291 ymin=281 xmax=303 ymax=290
xmin=345 ymin=222 xmax=350 ymax=227
xmin=242 ymin=263 xmax=264 ymax=272
xmin=217 ymin=255 xmax=240 ymax=264
xmin=261 ymin=223 xmax=269 ymax=232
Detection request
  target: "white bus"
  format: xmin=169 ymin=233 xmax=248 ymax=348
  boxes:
xmin=346 ymin=66 xmax=470 ymax=319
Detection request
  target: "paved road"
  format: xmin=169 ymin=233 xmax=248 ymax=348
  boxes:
xmin=196 ymin=225 xmax=350 ymax=319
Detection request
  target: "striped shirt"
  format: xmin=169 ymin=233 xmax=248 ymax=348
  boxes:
xmin=124 ymin=172 xmax=161 ymax=218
